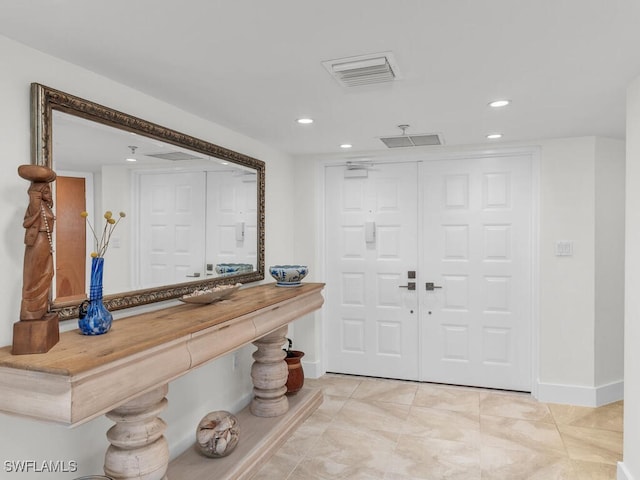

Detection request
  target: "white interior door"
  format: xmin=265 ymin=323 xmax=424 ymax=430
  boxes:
xmin=420 ymin=155 xmax=533 ymax=391
xmin=137 ymin=171 xmax=206 ymax=288
xmin=324 ymin=154 xmax=534 ymax=391
xmin=206 ymin=170 xmax=258 ymax=274
xmin=325 ymin=162 xmax=419 ymax=380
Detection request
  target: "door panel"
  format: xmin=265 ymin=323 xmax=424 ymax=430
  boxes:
xmin=420 ymin=155 xmax=532 ymax=391
xmin=325 ymin=162 xmax=419 ymax=380
xmin=137 ymin=172 xmax=206 ymax=288
xmin=206 ymin=170 xmax=258 ymax=271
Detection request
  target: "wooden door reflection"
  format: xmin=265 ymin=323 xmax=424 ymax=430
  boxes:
xmin=55 ymin=176 xmax=86 ymax=301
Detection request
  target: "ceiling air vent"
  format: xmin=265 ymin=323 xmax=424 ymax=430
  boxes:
xmin=322 ymin=52 xmax=401 ymax=87
xmin=145 ymin=151 xmax=204 ymax=161
xmin=379 ymin=125 xmax=443 ymax=148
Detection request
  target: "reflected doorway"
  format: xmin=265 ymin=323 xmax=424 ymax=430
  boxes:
xmin=55 ymin=175 xmax=87 ymax=301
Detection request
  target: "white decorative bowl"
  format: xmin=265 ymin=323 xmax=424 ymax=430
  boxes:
xmin=179 ymin=284 xmax=241 ymax=304
xmin=269 ymin=265 xmax=308 ymax=286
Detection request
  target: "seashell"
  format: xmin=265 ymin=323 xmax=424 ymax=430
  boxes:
xmin=215 ymin=436 xmax=228 ymax=455
xmin=218 ymin=417 xmax=233 ymax=430
xmin=197 ymin=427 xmax=216 ymax=445
xmin=195 ymin=411 xmax=240 ymax=458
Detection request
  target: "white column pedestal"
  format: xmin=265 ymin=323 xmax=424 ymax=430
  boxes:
xmin=250 ymin=325 xmax=289 ymax=417
xmin=104 ymin=385 xmax=169 ymax=480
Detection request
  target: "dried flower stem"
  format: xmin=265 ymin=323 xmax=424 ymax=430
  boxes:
xmin=81 ymin=210 xmax=126 ymax=257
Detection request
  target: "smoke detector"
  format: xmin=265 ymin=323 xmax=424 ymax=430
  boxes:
xmin=126 ymin=146 xmax=138 ymax=162
xmin=322 ymin=52 xmax=401 ymax=87
xmin=379 ymin=124 xmax=443 ymax=148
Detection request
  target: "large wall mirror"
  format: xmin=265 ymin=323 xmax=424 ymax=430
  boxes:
xmin=31 ymin=83 xmax=265 ymax=320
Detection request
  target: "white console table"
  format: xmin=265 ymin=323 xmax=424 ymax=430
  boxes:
xmin=0 ymin=282 xmax=325 ymax=479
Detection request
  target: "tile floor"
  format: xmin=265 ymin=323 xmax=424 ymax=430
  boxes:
xmin=252 ymin=374 xmax=623 ymax=480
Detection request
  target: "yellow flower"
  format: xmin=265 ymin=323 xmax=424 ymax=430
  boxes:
xmin=83 ymin=209 xmax=126 ymax=258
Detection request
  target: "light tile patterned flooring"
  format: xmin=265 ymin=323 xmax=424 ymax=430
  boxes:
xmin=253 ymin=374 xmax=623 ymax=480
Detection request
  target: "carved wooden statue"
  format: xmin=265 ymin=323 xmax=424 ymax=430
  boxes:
xmin=12 ymin=165 xmax=60 ymax=354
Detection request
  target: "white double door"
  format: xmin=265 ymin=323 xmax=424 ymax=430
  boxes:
xmin=325 ymin=154 xmax=533 ymax=391
xmin=135 ymin=169 xmax=257 ymax=288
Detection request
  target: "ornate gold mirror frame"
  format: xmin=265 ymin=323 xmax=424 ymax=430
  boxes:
xmin=31 ymin=83 xmax=265 ymax=321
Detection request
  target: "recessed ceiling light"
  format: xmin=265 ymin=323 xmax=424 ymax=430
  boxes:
xmin=297 ymin=118 xmax=313 ymax=124
xmin=486 ymin=133 xmax=503 ymax=139
xmin=489 ymin=100 xmax=510 ymax=108
xmin=340 ymin=144 xmax=353 ymax=149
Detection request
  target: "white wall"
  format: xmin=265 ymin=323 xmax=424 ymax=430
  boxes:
xmin=537 ymin=137 xmax=597 ymax=389
xmin=100 ymin=165 xmax=131 ymax=293
xmin=621 ymin=74 xmax=640 ymax=480
xmin=0 ymin=34 xmax=295 ymax=478
xmin=537 ymin=136 xmax=626 ymax=404
xmin=594 ymin=138 xmax=625 ymax=389
xmin=289 ymin=159 xmax=323 ymax=374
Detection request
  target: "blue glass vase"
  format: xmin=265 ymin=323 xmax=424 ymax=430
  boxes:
xmin=78 ymin=257 xmax=113 ymax=335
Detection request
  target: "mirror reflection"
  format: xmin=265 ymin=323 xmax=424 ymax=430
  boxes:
xmin=31 ymin=84 xmax=265 ymax=319
xmin=53 ymin=110 xmax=258 ymax=300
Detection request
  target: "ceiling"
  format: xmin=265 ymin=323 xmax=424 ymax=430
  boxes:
xmin=52 ymin=110 xmax=240 ymax=173
xmin=1 ymin=0 xmax=639 ymax=157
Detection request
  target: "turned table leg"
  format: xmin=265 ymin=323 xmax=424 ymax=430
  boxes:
xmin=104 ymin=384 xmax=170 ymax=480
xmin=250 ymin=325 xmax=289 ymax=417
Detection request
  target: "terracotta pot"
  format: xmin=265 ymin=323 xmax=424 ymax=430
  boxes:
xmin=284 ymin=350 xmax=305 ymax=395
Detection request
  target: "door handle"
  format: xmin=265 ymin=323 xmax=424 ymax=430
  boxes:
xmin=186 ymin=272 xmax=201 ymax=278
xmin=425 ymin=282 xmax=442 ymax=291
xmin=399 ymin=282 xmax=416 ymax=291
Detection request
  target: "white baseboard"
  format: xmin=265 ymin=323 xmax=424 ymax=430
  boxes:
xmin=302 ymin=359 xmax=323 ymax=379
xmin=597 ymin=380 xmax=625 ymax=405
xmin=536 ymin=380 xmax=623 ymax=406
xmin=618 ymin=462 xmax=635 ymax=480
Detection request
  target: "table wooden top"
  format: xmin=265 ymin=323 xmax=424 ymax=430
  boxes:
xmin=0 ymin=282 xmax=324 ymax=377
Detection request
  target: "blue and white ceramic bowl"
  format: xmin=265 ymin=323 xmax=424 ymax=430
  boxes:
xmin=269 ymin=265 xmax=308 ymax=286
xmin=215 ymin=263 xmax=253 ymax=275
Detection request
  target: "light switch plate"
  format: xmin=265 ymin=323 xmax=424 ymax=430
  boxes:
xmin=555 ymin=241 xmax=573 ymax=256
